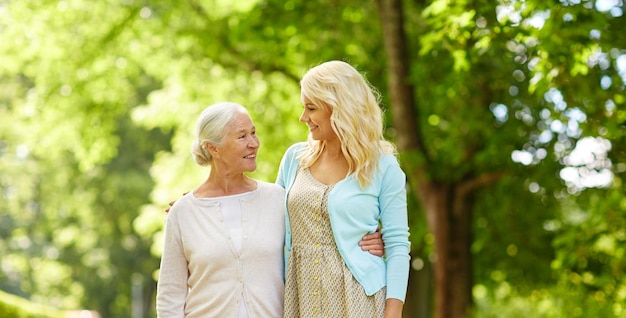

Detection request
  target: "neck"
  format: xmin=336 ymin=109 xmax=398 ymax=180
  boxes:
xmin=195 ymin=167 xmax=256 ymax=198
xmin=321 ymin=140 xmax=344 ymax=159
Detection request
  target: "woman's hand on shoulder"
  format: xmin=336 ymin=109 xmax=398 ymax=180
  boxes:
xmin=165 ymin=192 xmax=189 ymax=213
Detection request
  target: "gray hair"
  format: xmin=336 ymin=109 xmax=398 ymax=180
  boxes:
xmin=191 ymin=102 xmax=249 ymax=166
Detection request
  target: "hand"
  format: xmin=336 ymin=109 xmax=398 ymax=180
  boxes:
xmin=359 ymin=228 xmax=384 ymax=257
xmin=165 ymin=200 xmax=176 ymax=213
xmin=165 ymin=192 xmax=188 ymax=213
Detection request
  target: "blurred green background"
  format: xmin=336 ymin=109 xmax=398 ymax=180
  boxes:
xmin=1 ymin=0 xmax=624 ymax=317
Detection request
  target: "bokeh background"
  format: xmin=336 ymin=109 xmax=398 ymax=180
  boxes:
xmin=1 ymin=0 xmax=625 ymax=317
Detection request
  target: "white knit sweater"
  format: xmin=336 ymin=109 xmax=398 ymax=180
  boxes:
xmin=156 ymin=181 xmax=285 ymax=318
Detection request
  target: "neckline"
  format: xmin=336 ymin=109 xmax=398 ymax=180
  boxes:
xmin=304 ymin=168 xmax=336 ymax=188
xmin=192 ymin=180 xmax=258 ymax=199
xmin=197 ymin=190 xmax=255 ymax=200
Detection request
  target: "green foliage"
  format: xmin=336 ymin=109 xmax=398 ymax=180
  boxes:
xmin=1 ymin=0 xmax=625 ymax=316
xmin=471 ymin=282 xmax=624 ymax=317
xmin=549 ymin=182 xmax=626 ymax=311
xmin=1 ymin=2 xmax=170 ymax=316
xmin=401 ymin=0 xmax=625 ymax=315
xmin=0 ymin=290 xmax=64 ymax=318
xmin=472 ymin=172 xmax=559 ymax=288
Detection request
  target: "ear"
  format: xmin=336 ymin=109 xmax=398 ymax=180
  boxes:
xmin=205 ymin=142 xmax=219 ymax=157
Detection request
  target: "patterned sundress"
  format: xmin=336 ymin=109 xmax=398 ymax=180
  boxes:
xmin=284 ymin=168 xmax=386 ymax=317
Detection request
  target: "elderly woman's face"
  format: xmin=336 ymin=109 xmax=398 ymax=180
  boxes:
xmin=214 ymin=112 xmax=259 ymax=173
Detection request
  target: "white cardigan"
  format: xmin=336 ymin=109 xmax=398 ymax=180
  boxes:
xmin=156 ymin=181 xmax=285 ymax=318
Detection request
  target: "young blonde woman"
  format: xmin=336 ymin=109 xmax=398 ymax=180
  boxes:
xmin=277 ymin=60 xmax=411 ymax=318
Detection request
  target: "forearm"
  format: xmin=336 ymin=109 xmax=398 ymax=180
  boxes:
xmin=384 ymin=298 xmax=404 ymax=318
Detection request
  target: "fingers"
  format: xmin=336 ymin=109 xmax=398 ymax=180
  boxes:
xmin=360 ymin=240 xmax=383 ymax=249
xmin=165 ymin=192 xmax=188 ymax=213
xmin=361 ymin=231 xmax=382 ymax=241
xmin=360 ymin=240 xmax=384 ymax=256
xmin=165 ymin=201 xmax=175 ymax=213
xmin=360 ymin=230 xmax=384 ymax=257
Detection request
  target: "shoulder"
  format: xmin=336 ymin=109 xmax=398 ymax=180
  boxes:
xmin=284 ymin=142 xmax=307 ymax=157
xmin=165 ymin=193 xmax=195 ymax=222
xmin=379 ymin=152 xmax=401 ymax=169
xmin=279 ymin=142 xmax=307 ymax=169
xmin=256 ymin=180 xmax=286 ymax=195
xmin=377 ymin=153 xmax=406 ymax=179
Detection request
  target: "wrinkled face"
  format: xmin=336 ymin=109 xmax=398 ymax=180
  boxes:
xmin=300 ymin=95 xmax=337 ymax=142
xmin=211 ymin=111 xmax=259 ymax=172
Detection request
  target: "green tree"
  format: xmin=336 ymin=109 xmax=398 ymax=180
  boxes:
xmin=0 ymin=1 xmax=171 ymax=316
xmin=376 ymin=0 xmax=625 ymax=316
xmin=2 ymin=0 xmax=625 ymax=317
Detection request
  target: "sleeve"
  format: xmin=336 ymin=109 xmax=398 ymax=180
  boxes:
xmin=379 ymin=159 xmax=411 ymax=301
xmin=275 ymin=146 xmax=291 ymax=189
xmin=276 ymin=142 xmax=303 ymax=189
xmin=156 ymin=212 xmax=188 ymax=317
xmin=275 ymin=146 xmax=291 ymax=271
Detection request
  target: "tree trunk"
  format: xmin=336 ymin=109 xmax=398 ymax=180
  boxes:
xmin=420 ymin=183 xmax=473 ymax=318
xmin=376 ymin=0 xmax=474 ymax=317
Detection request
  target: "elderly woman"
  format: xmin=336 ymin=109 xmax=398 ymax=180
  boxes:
xmin=156 ymin=102 xmax=384 ymax=317
xmin=156 ymin=102 xmax=285 ymax=317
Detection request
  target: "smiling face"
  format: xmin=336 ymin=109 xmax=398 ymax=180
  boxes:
xmin=300 ymin=95 xmax=337 ymax=142
xmin=210 ymin=111 xmax=259 ymax=173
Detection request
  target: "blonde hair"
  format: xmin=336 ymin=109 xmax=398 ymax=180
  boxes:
xmin=191 ymin=102 xmax=249 ymax=166
xmin=298 ymin=60 xmax=396 ymax=188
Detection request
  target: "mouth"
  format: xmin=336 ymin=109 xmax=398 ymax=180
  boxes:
xmin=244 ymin=154 xmax=256 ymax=159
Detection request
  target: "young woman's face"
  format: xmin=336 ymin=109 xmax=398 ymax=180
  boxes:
xmin=300 ymin=95 xmax=337 ymax=142
xmin=212 ymin=112 xmax=259 ymax=172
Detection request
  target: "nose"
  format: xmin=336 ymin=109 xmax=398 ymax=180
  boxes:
xmin=249 ymin=136 xmax=259 ymax=148
xmin=299 ymin=110 xmax=308 ymax=123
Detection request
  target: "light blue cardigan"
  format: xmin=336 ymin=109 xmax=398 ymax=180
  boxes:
xmin=276 ymin=142 xmax=411 ymax=301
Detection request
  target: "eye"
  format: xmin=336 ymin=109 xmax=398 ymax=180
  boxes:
xmin=303 ymin=103 xmax=316 ymax=111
